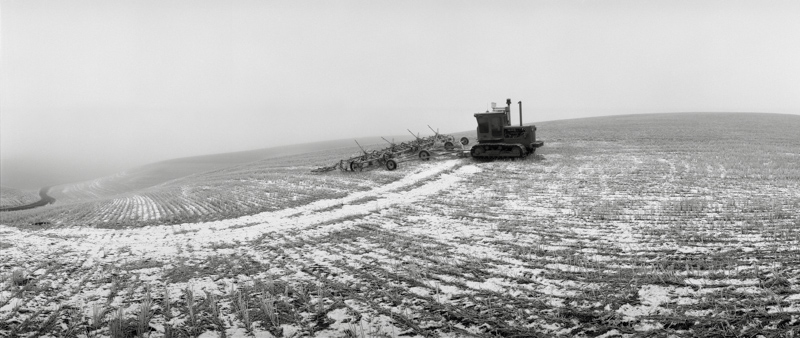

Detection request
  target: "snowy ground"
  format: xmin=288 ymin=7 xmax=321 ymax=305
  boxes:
xmin=1 ymin=114 xmax=800 ymax=337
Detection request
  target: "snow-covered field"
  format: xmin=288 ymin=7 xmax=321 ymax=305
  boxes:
xmin=1 ymin=113 xmax=799 ymax=337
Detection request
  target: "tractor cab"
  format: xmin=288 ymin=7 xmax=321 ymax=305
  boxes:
xmin=474 ymin=101 xmax=512 ymax=142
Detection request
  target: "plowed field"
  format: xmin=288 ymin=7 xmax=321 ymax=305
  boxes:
xmin=1 ymin=113 xmax=799 ymax=337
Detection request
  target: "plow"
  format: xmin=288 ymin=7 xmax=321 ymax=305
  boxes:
xmin=311 ymin=98 xmax=545 ymax=173
xmin=311 ymin=126 xmax=470 ymax=173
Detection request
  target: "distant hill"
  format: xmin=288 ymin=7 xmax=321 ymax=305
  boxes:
xmin=534 ymin=112 xmax=800 ymax=143
xmin=48 ymin=135 xmax=419 ymax=204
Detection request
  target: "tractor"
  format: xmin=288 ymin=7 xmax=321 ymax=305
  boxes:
xmin=470 ymin=98 xmax=543 ymax=159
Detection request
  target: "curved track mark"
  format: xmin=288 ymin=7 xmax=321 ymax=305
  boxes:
xmin=0 ymin=187 xmax=55 ymax=212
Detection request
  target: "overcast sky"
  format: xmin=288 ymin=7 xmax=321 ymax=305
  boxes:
xmin=2 ymin=0 xmax=799 ymax=188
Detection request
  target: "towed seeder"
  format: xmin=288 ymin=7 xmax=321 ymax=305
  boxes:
xmin=311 ymin=126 xmax=470 ymax=173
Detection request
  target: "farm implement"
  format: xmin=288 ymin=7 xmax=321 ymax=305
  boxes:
xmin=311 ymin=126 xmax=470 ymax=173
xmin=311 ymin=98 xmax=544 ymax=172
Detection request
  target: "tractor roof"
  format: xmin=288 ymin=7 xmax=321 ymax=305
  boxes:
xmin=473 ymin=111 xmax=507 ymax=117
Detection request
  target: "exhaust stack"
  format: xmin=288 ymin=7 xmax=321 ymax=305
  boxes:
xmin=518 ymin=101 xmax=523 ymax=126
xmin=505 ymin=98 xmax=512 ymax=126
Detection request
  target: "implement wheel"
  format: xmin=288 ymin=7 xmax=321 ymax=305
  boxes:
xmin=385 ymin=159 xmax=397 ymax=171
xmin=350 ymin=161 xmax=363 ymax=172
xmin=460 ymin=137 xmax=469 ymax=146
xmin=419 ymin=150 xmax=431 ymax=161
xmin=444 ymin=141 xmax=454 ymax=151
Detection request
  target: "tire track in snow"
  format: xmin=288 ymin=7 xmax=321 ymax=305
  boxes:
xmin=0 ymin=159 xmax=480 ymax=262
xmin=166 ymin=160 xmax=480 ymax=252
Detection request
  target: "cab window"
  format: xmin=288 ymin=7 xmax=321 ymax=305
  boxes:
xmin=478 ymin=117 xmax=489 ymax=133
xmin=490 ymin=116 xmax=502 ymax=138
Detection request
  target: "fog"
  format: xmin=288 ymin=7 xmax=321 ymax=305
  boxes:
xmin=2 ymin=0 xmax=799 ymax=189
